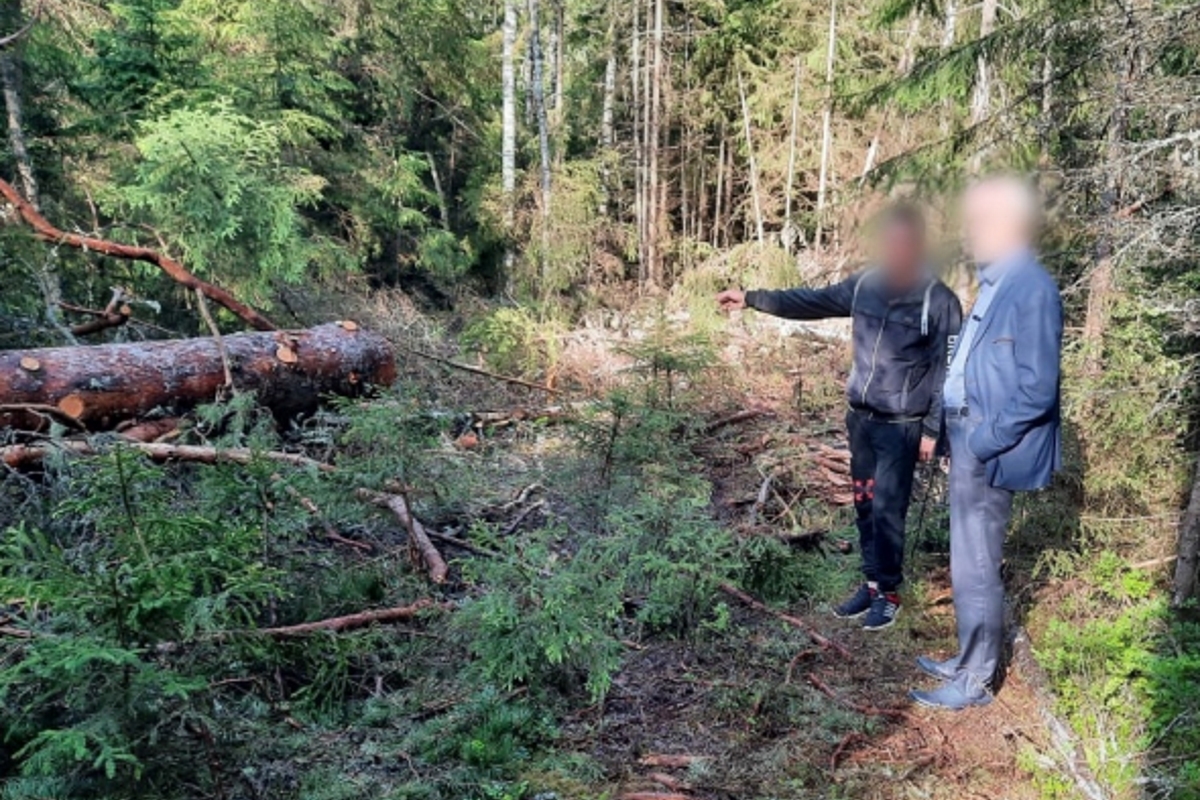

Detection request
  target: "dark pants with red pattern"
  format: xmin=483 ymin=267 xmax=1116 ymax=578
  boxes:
xmin=846 ymin=408 xmax=923 ymax=593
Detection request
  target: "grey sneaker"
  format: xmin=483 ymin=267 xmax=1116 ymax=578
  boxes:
xmin=910 ymin=672 xmax=992 ymax=711
xmin=916 ymin=654 xmax=958 ymax=682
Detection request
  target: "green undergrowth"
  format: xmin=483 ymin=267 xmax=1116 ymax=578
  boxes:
xmin=0 ymin=329 xmax=853 ymax=799
xmin=1012 ymin=299 xmax=1200 ymax=800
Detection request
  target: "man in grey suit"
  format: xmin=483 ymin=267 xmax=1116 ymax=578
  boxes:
xmin=911 ymin=177 xmax=1064 ymax=710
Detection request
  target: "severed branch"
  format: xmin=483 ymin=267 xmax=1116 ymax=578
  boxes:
xmin=402 ymin=345 xmax=561 ymax=395
xmin=1 ymin=440 xmax=335 ymax=472
xmin=718 ymin=583 xmax=851 ymax=658
xmin=357 ymin=489 xmax=449 ymax=583
xmin=0 ymin=176 xmax=277 ymax=331
xmin=253 ymin=599 xmax=443 ymax=637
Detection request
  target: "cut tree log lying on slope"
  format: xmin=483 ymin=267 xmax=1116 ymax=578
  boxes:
xmin=0 ymin=321 xmax=395 ymax=431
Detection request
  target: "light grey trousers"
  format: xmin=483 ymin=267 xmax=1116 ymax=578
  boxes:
xmin=947 ymin=414 xmax=1015 ymax=685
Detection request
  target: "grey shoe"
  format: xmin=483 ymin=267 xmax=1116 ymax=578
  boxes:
xmin=909 ymin=672 xmax=992 ymax=711
xmin=915 ymin=654 xmax=958 ymax=682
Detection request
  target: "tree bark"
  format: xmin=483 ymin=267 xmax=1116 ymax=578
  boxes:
xmin=254 ymin=600 xmax=442 ymax=637
xmin=736 ymin=67 xmax=766 ymax=248
xmin=501 ymin=0 xmax=518 ymax=276
xmin=357 ymin=489 xmax=450 ymax=584
xmin=0 ymin=322 xmax=396 ymax=431
xmin=527 ymin=0 xmax=552 ymax=221
xmin=1173 ymin=461 xmax=1200 ymax=606
xmin=645 ymin=0 xmax=665 ymax=284
xmin=599 ymin=1 xmax=617 ymax=217
xmin=783 ymin=57 xmax=802 ymax=253
xmin=2 ymin=440 xmax=337 ymax=472
xmin=631 ymin=0 xmax=645 ymax=282
xmin=815 ymin=0 xmax=837 ymax=251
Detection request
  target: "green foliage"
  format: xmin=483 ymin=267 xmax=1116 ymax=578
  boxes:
xmin=114 ymin=101 xmax=343 ymax=302
xmin=0 ymin=447 xmax=287 ymax=788
xmin=461 ymin=306 xmax=567 ymax=378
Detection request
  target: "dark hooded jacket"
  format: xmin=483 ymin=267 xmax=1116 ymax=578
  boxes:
xmin=746 ymin=271 xmax=963 ymax=437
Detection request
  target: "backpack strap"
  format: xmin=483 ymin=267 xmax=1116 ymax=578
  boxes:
xmin=851 ymin=269 xmax=879 ymax=317
xmin=921 ymin=280 xmax=936 ymax=337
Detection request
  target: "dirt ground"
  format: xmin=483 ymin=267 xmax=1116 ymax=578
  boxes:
xmin=555 ymin=327 xmax=1054 ymax=800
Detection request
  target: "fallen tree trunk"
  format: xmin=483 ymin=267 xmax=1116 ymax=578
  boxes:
xmin=0 ymin=321 xmax=395 ymax=431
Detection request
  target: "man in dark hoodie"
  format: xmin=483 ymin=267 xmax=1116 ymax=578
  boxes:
xmin=717 ymin=205 xmax=962 ymax=630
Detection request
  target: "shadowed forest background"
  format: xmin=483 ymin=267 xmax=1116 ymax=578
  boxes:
xmin=0 ymin=0 xmax=1199 ymax=798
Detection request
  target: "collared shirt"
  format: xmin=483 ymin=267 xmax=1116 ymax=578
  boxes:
xmin=943 ymin=256 xmax=1016 ymax=409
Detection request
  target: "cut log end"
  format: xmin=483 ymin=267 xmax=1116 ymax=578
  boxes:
xmin=57 ymin=394 xmax=86 ymax=420
xmin=19 ymin=357 xmax=41 ymax=372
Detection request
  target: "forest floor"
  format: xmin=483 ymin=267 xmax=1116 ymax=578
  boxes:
xmin=349 ymin=295 xmax=1059 ymax=800
xmin=545 ymin=320 xmax=1049 ymax=800
xmin=1 ymin=292 xmax=1077 ymax=800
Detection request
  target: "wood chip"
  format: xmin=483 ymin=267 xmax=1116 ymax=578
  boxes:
xmin=276 ymin=345 xmax=299 ymax=364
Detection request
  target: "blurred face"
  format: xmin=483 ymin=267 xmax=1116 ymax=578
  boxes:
xmin=963 ymin=183 xmax=1030 ymax=265
xmin=875 ymin=220 xmax=925 ymax=286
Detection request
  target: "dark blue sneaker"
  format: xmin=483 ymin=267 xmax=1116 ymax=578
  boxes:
xmin=833 ymin=584 xmax=874 ymax=619
xmin=862 ymin=591 xmax=901 ymax=630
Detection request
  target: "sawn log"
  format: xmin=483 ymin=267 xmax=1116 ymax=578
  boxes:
xmin=0 ymin=322 xmax=396 ymax=431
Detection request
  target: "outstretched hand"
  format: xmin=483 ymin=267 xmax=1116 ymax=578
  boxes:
xmin=716 ymin=289 xmax=747 ymax=312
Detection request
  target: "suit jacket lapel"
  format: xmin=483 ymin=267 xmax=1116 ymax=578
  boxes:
xmin=966 ymin=258 xmax=1028 ymax=359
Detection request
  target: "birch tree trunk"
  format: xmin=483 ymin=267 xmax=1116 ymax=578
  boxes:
xmin=783 ymin=57 xmax=801 ymax=254
xmin=968 ymin=0 xmax=999 ymax=172
xmin=815 ymin=0 xmax=837 ymax=251
xmin=941 ymin=0 xmax=958 ymax=49
xmin=736 ymin=67 xmax=765 ymax=248
xmin=501 ymin=0 xmax=518 ymax=275
xmin=599 ymin=1 xmax=617 ymax=217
